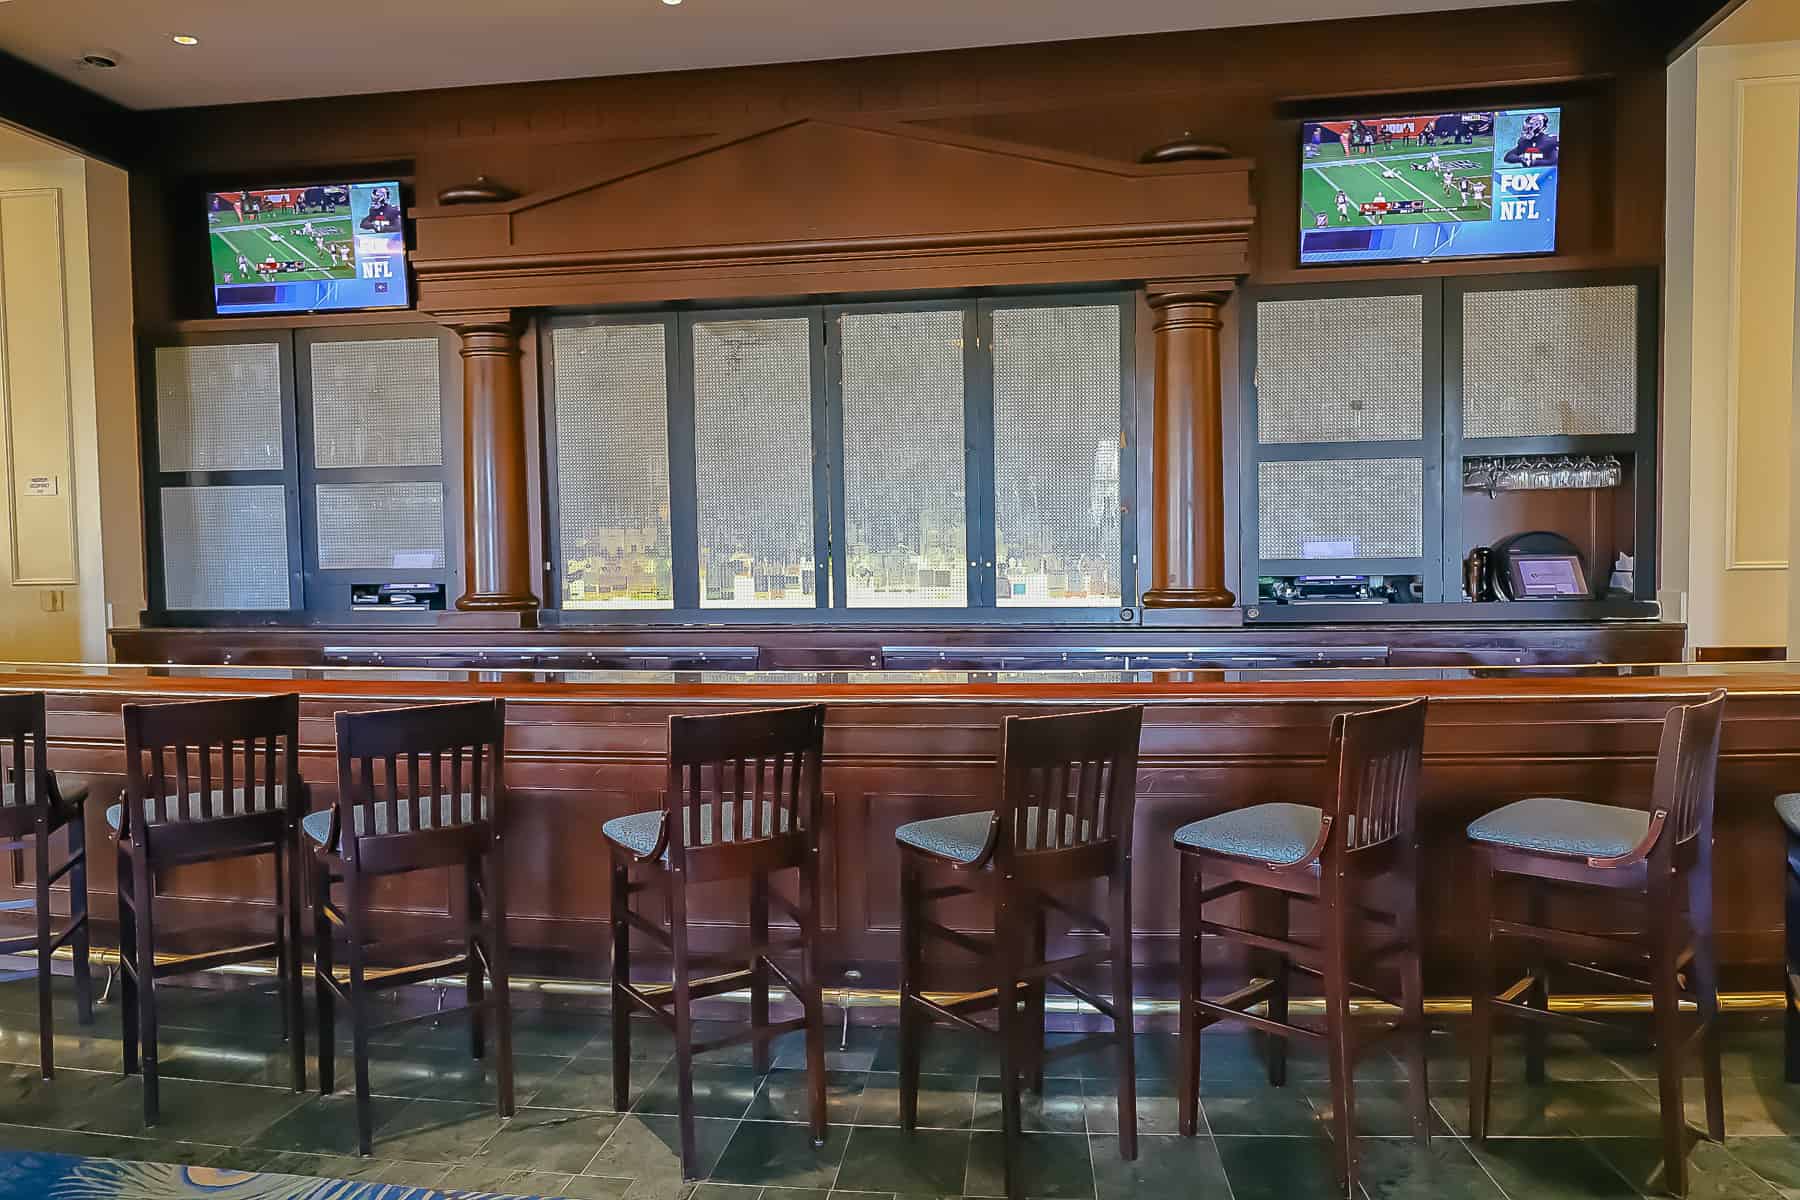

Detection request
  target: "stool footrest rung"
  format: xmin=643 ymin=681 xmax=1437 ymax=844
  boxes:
xmin=1491 ymin=997 xmax=1618 ymax=1037
xmin=911 ymin=991 xmax=1000 ymax=1036
xmin=920 ymin=919 xmax=991 ymax=958
xmin=152 ymin=941 xmax=277 ymax=979
xmin=1492 ymin=919 xmax=1647 ymax=966
xmin=1198 ymin=919 xmax=1321 ymax=970
xmin=1192 ymin=997 xmax=1325 ymax=1042
xmin=1046 ymin=974 xmax=1116 ymax=1021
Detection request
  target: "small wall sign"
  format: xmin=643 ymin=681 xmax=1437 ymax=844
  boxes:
xmin=25 ymin=476 xmax=58 ymax=497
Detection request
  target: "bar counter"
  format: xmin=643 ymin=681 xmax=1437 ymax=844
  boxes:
xmin=4 ymin=659 xmax=1796 ymax=999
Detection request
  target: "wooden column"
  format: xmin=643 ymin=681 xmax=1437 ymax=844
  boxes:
xmin=448 ymin=313 xmax=538 ymax=614
xmin=1143 ymin=288 xmax=1235 ymax=608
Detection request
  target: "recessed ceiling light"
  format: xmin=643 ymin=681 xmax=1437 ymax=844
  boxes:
xmin=661 ymin=0 xmax=682 ymax=7
xmin=78 ymin=51 xmax=120 ymax=69
xmin=171 ymin=34 xmax=199 ymax=46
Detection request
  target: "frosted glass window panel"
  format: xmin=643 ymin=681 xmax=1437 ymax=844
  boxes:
xmin=1255 ymin=295 xmax=1424 ymax=443
xmin=992 ymin=305 xmax=1123 ymax=608
xmin=155 ymin=343 xmax=284 ymax=471
xmin=1258 ymin=458 xmax=1423 ymax=560
xmin=160 ymin=485 xmax=290 ymax=609
xmin=316 ymin=482 xmax=446 ymax=570
xmin=1462 ymin=285 xmax=1638 ymax=438
xmin=840 ymin=309 xmax=967 ymax=608
xmin=693 ymin=318 xmax=817 ymax=609
xmin=551 ymin=323 xmax=675 ymax=609
xmin=310 ymin=338 xmax=443 ymax=468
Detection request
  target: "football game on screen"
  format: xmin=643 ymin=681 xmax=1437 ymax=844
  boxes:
xmin=207 ymin=181 xmax=409 ymax=314
xmin=1298 ymin=108 xmax=1560 ymax=265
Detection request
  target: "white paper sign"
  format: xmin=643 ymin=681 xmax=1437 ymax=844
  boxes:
xmin=1301 ymin=538 xmax=1356 ymax=559
xmin=25 ymin=475 xmax=57 ymax=497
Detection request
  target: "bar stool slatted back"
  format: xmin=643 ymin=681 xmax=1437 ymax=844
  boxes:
xmin=116 ymin=693 xmax=307 ymax=1126
xmin=0 ymin=692 xmax=94 ymax=1079
xmin=895 ymin=704 xmax=1146 ymax=1200
xmin=1172 ymin=697 xmax=1431 ymax=1197
xmin=1466 ymin=689 xmax=1728 ymax=1197
xmin=606 ymin=704 xmax=832 ymax=1180
xmin=310 ymin=699 xmax=514 ymax=1156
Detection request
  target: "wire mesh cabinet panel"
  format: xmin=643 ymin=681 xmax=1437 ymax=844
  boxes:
xmin=544 ymin=316 xmax=677 ymax=610
xmin=830 ymin=304 xmax=971 ymax=608
xmin=987 ymin=298 xmax=1133 ymax=610
xmin=689 ymin=311 xmax=829 ymax=610
xmin=296 ymin=326 xmax=460 ymax=612
xmin=143 ymin=332 xmax=301 ymax=612
xmin=1241 ymin=282 xmax=1442 ymax=603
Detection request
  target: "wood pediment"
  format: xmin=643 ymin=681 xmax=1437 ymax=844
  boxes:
xmin=410 ymin=116 xmax=1253 ymax=311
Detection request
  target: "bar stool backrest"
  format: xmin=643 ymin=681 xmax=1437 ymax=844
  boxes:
xmin=0 ymin=692 xmax=49 ymax=834
xmin=1654 ymin=689 xmax=1728 ymax=858
xmin=1328 ymin=697 xmax=1427 ymax=855
xmin=997 ymin=704 xmax=1144 ymax=871
xmin=332 ymin=699 xmax=505 ymax=872
xmin=663 ymin=705 xmax=826 ymax=871
xmin=121 ymin=694 xmax=300 ymax=840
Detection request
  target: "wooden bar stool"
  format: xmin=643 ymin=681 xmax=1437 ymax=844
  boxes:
xmin=115 ymin=694 xmax=308 ymax=1125
xmin=1782 ymin=793 xmax=1800 ymax=1082
xmin=0 ymin=692 xmax=95 ymax=1078
xmin=605 ymin=704 xmax=831 ymax=1179
xmin=895 ymin=704 xmax=1145 ymax=1200
xmin=1173 ymin=697 xmax=1430 ymax=1198
xmin=307 ymin=699 xmax=515 ymax=1156
xmin=1466 ymin=689 xmax=1727 ymax=1198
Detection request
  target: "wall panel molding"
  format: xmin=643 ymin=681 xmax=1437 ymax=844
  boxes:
xmin=1723 ymin=73 xmax=1800 ymax=572
xmin=0 ymin=186 xmax=78 ymax=586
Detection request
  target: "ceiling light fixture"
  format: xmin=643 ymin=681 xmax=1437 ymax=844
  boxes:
xmin=661 ymin=0 xmax=682 ymax=7
xmin=171 ymin=34 xmax=199 ymax=46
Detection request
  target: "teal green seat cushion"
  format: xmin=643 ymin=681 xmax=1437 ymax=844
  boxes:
xmin=1777 ymin=794 xmax=1800 ymax=838
xmin=602 ymin=802 xmax=792 ymax=859
xmin=1173 ymin=803 xmax=1324 ymax=866
xmin=300 ymin=793 xmax=486 ymax=848
xmin=105 ymin=786 xmax=287 ymax=831
xmin=1466 ymin=796 xmax=1649 ymax=860
xmin=896 ymin=811 xmax=995 ymax=865
xmin=894 ymin=809 xmax=1095 ymax=864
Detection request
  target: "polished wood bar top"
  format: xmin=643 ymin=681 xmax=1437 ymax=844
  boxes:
xmin=5 ymin=658 xmax=1797 ymax=705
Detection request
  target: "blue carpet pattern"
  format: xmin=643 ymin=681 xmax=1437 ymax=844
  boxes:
xmin=0 ymin=1151 xmax=542 ymax=1200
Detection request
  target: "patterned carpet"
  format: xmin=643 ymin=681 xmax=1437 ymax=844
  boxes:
xmin=0 ymin=1151 xmax=545 ymax=1199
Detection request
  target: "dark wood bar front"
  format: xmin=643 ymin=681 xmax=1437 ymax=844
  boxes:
xmin=3 ymin=661 xmax=1791 ymax=1002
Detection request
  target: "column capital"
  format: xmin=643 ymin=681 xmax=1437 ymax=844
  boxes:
xmin=441 ymin=311 xmax=523 ymax=343
xmin=1146 ymin=280 xmax=1235 ymax=308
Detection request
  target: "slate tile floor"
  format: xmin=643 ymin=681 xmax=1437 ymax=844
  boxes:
xmin=0 ymin=975 xmax=1793 ymax=1199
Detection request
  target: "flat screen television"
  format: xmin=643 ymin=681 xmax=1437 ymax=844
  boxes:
xmin=1298 ymin=108 xmax=1560 ymax=266
xmin=206 ymin=181 xmax=410 ymax=314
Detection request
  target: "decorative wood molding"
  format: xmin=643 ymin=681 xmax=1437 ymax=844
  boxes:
xmin=410 ymin=115 xmax=1253 ymax=311
xmin=1723 ymin=74 xmax=1800 ymax=573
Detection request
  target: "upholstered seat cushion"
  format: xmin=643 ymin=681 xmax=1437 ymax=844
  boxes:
xmin=893 ymin=808 xmax=1095 ymax=865
xmin=300 ymin=793 xmax=487 ymax=847
xmin=106 ymin=786 xmax=286 ymax=831
xmin=1466 ymin=796 xmax=1650 ymax=860
xmin=1777 ymin=794 xmax=1800 ymax=838
xmin=602 ymin=802 xmax=792 ymax=860
xmin=1 ymin=772 xmax=85 ymax=811
xmin=1173 ymin=803 xmax=1324 ymax=867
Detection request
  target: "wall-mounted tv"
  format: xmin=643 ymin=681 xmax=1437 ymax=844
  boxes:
xmin=207 ymin=181 xmax=410 ymax=314
xmin=1298 ymin=108 xmax=1560 ymax=266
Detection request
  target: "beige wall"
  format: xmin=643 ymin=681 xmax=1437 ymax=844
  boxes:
xmin=0 ymin=136 xmax=139 ymax=661
xmin=1664 ymin=39 xmax=1800 ymax=651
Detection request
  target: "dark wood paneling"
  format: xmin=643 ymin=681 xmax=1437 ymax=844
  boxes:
xmin=6 ymin=664 xmax=1788 ymax=1000
xmin=131 ymin=1 xmax=1668 ymax=323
